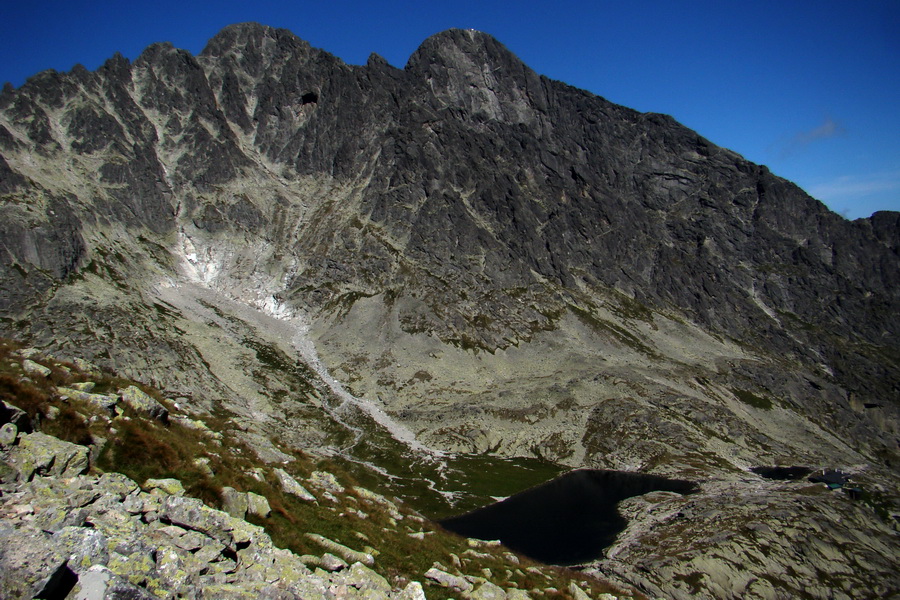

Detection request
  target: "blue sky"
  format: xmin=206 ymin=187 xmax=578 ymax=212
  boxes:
xmin=1 ymin=0 xmax=898 ymax=220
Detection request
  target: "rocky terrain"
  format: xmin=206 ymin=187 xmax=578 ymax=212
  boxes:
xmin=0 ymin=22 xmax=898 ymax=598
xmin=0 ymin=342 xmax=632 ymax=599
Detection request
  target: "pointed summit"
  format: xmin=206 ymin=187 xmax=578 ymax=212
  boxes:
xmin=405 ymin=28 xmax=523 ymax=74
xmin=405 ymin=29 xmax=544 ymax=125
xmin=200 ymin=23 xmax=314 ymax=76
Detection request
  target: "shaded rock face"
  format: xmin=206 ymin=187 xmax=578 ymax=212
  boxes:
xmin=0 ymin=22 xmax=899 ymax=600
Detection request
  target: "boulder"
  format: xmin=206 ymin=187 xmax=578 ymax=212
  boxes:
xmin=119 ymin=386 xmax=168 ymax=422
xmin=0 ymin=399 xmax=32 ymax=432
xmin=71 ymin=564 xmax=158 ymax=600
xmin=22 ymin=359 xmax=52 ymax=378
xmin=160 ymin=495 xmax=261 ymax=552
xmin=0 ymin=522 xmax=73 ymax=599
xmin=308 ymin=470 xmax=345 ymax=494
xmin=305 ymin=533 xmax=375 ymax=566
xmin=0 ymin=422 xmax=17 ymax=446
xmin=471 ymin=581 xmax=509 ymax=600
xmin=424 ymin=567 xmax=473 ymax=593
xmin=567 ymin=582 xmax=593 ymax=600
xmin=14 ymin=431 xmax=89 ymax=480
xmin=57 ymin=387 xmax=119 ymax=413
xmin=53 ymin=526 xmax=110 ymax=574
xmin=144 ymin=478 xmax=185 ymax=496
xmin=398 ymin=581 xmax=427 ymax=600
xmin=221 ymin=486 xmax=249 ymax=518
xmin=247 ymin=491 xmax=271 ymax=518
xmin=274 ymin=467 xmax=317 ymax=502
xmin=338 ymin=561 xmax=392 ymax=594
xmin=69 ymin=382 xmax=96 ymax=392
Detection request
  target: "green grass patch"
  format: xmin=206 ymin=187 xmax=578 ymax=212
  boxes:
xmin=731 ymin=388 xmax=773 ymax=410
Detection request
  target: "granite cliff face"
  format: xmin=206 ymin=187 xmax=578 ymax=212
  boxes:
xmin=0 ymin=23 xmax=898 ymax=599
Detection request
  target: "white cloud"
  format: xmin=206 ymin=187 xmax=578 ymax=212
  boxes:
xmin=809 ymin=170 xmax=900 ymax=201
xmin=776 ymin=115 xmax=846 ymax=159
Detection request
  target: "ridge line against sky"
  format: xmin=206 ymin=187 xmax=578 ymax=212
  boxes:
xmin=1 ymin=0 xmax=898 ymax=220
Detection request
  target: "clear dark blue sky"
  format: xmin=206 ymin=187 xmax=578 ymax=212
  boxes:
xmin=2 ymin=0 xmax=898 ymax=219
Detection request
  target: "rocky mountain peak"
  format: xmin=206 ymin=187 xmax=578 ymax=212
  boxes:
xmin=403 ymin=28 xmax=545 ymax=127
xmin=199 ymin=22 xmax=316 ymax=73
xmin=406 ymin=28 xmax=514 ymax=70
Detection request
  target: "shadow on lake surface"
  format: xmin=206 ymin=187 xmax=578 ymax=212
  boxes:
xmin=439 ymin=469 xmax=698 ymax=566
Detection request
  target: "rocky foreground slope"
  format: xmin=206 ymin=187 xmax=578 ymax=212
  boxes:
xmin=0 ymin=23 xmax=898 ymax=599
xmin=0 ymin=342 xmax=633 ymax=600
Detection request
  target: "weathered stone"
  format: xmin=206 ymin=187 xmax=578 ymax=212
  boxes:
xmin=73 ymin=563 xmax=158 ymax=600
xmin=193 ymin=457 xmax=214 ymax=477
xmin=96 ymin=472 xmax=139 ymax=498
xmin=160 ymin=495 xmax=262 ymax=552
xmin=0 ymin=422 xmax=17 ymax=446
xmin=425 ymin=567 xmax=473 ymax=593
xmin=506 ymin=590 xmax=532 ymax=600
xmin=308 ymin=470 xmax=345 ymax=494
xmin=274 ymin=468 xmax=316 ymax=502
xmin=0 ymin=522 xmax=71 ymax=599
xmin=247 ymin=491 xmax=271 ymax=518
xmin=221 ymin=486 xmax=249 ymax=518
xmin=353 ymin=486 xmax=402 ymax=520
xmin=71 ymin=358 xmax=101 ymax=377
xmin=144 ymin=477 xmax=185 ymax=496
xmin=0 ymin=399 xmax=31 ymax=432
xmin=23 ymin=358 xmax=52 ymax=377
xmin=568 ymin=582 xmax=593 ymax=600
xmin=305 ymin=533 xmax=375 ymax=566
xmin=339 ymin=561 xmax=392 ymax=593
xmin=70 ymin=381 xmax=96 ymax=392
xmin=398 ymin=581 xmax=427 ymax=600
xmin=192 ymin=538 xmax=226 ymax=564
xmin=57 ymin=387 xmax=119 ymax=413
xmin=53 ymin=526 xmax=110 ymax=574
xmin=173 ymin=529 xmax=209 ymax=551
xmin=156 ymin=545 xmax=191 ymax=589
xmin=310 ymin=553 xmax=349 ymax=572
xmin=119 ymin=385 xmax=169 ymax=422
xmin=14 ymin=431 xmax=89 ymax=479
xmin=471 ymin=581 xmax=508 ymax=600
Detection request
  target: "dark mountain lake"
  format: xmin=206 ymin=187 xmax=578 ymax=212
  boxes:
xmin=750 ymin=466 xmax=812 ymax=480
xmin=439 ymin=469 xmax=698 ymax=566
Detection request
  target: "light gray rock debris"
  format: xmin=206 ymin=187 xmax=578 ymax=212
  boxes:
xmin=275 ymin=467 xmax=317 ymax=502
xmin=305 ymin=533 xmax=375 ymax=566
xmin=308 ymin=470 xmax=345 ymax=494
xmin=425 ymin=567 xmax=474 ymax=593
xmin=0 ymin=457 xmax=432 ymax=600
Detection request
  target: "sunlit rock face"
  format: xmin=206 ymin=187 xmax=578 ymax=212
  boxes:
xmin=0 ymin=22 xmax=898 ymax=598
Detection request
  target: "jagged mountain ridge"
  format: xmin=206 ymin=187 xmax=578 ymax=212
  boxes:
xmin=2 ymin=24 xmax=897 ymax=387
xmin=0 ymin=23 xmax=898 ymax=599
